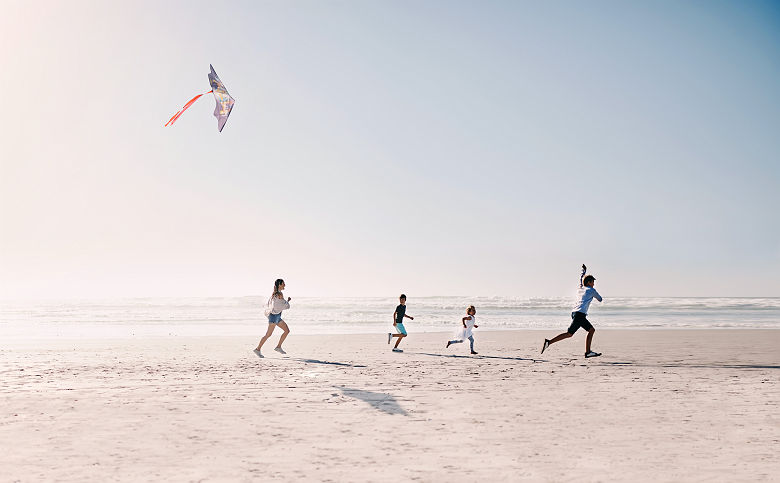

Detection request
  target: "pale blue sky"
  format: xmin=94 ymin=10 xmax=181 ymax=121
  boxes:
xmin=1 ymin=0 xmax=778 ymax=299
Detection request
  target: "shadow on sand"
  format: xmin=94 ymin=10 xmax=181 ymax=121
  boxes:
xmin=291 ymin=358 xmax=367 ymax=368
xmin=415 ymin=352 xmax=542 ymax=363
xmin=335 ymin=386 xmax=408 ymax=416
xmin=595 ymin=361 xmax=780 ymax=370
xmin=415 ymin=353 xmax=779 ymax=370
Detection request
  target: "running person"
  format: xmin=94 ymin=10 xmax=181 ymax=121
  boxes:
xmin=388 ymin=294 xmax=414 ymax=353
xmin=446 ymin=305 xmax=479 ymax=355
xmin=254 ymin=279 xmax=291 ymax=358
xmin=541 ymin=265 xmax=603 ymax=358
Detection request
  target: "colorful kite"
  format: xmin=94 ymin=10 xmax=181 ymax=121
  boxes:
xmin=165 ymin=65 xmax=235 ymax=132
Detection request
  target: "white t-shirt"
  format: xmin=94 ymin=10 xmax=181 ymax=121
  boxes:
xmin=573 ymin=287 xmax=602 ymax=314
xmin=265 ymin=296 xmax=290 ymax=316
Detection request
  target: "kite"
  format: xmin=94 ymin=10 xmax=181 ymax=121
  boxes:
xmin=165 ymin=65 xmax=235 ymax=132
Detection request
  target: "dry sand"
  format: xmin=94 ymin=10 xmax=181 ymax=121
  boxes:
xmin=1 ymin=329 xmax=778 ymax=482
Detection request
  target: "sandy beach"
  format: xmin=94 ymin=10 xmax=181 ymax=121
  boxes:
xmin=1 ymin=329 xmax=778 ymax=482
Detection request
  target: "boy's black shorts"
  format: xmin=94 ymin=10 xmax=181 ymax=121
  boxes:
xmin=567 ymin=311 xmax=594 ymax=334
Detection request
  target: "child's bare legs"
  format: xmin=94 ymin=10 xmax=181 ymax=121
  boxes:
xmin=544 ymin=329 xmax=596 ymax=354
xmin=542 ymin=331 xmax=571 ymax=354
xmin=549 ymin=331 xmax=572 ymax=345
xmin=393 ymin=333 xmax=405 ymax=348
xmin=389 ymin=323 xmax=407 ymax=350
xmin=585 ymin=327 xmax=595 ymax=353
xmin=256 ymin=323 xmax=276 ymax=351
xmin=276 ymin=320 xmax=290 ymax=349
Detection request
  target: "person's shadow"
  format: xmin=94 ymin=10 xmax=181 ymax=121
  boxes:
xmin=416 ymin=352 xmax=543 ymax=362
xmin=291 ymin=358 xmax=367 ymax=368
xmin=334 ymin=386 xmax=408 ymax=416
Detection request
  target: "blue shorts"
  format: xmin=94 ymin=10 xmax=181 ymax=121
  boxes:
xmin=394 ymin=322 xmax=407 ymax=336
xmin=268 ymin=313 xmax=282 ymax=324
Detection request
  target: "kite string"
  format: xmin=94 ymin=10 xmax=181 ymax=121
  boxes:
xmin=165 ymin=90 xmax=213 ymax=126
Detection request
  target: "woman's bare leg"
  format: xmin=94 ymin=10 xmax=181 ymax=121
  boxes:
xmin=276 ymin=320 xmax=290 ymax=348
xmin=256 ymin=323 xmax=276 ymax=351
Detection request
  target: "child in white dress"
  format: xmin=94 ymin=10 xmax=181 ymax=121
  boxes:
xmin=446 ymin=305 xmax=478 ymax=355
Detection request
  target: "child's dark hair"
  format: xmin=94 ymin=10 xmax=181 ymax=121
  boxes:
xmin=467 ymin=305 xmax=476 ymax=314
xmin=399 ymin=294 xmax=406 ymax=300
xmin=583 ymin=275 xmax=596 ymax=285
xmin=273 ymin=279 xmax=285 ymax=296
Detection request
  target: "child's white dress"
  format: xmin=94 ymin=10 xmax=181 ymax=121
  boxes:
xmin=453 ymin=315 xmax=476 ymax=341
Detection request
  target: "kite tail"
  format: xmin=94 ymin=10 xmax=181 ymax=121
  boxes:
xmin=165 ymin=90 xmax=213 ymax=127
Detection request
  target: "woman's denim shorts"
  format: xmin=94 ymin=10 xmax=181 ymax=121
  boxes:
xmin=267 ymin=313 xmax=282 ymax=324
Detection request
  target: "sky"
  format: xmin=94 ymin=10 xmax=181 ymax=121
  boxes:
xmin=1 ymin=0 xmax=779 ymax=299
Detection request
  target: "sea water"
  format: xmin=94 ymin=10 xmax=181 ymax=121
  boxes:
xmin=1 ymin=296 xmax=778 ymax=341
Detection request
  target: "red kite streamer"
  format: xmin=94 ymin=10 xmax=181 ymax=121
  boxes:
xmin=165 ymin=91 xmax=212 ymax=127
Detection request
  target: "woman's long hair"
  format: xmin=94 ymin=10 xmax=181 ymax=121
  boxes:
xmin=272 ymin=279 xmax=285 ymax=298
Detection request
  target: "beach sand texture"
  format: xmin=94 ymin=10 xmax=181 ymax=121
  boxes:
xmin=1 ymin=330 xmax=778 ymax=482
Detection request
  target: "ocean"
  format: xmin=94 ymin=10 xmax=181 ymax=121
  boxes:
xmin=1 ymin=296 xmax=778 ymax=340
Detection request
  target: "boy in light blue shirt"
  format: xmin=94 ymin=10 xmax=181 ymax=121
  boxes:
xmin=541 ymin=265 xmax=603 ymax=358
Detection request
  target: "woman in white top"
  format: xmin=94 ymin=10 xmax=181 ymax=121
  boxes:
xmin=254 ymin=279 xmax=291 ymax=358
xmin=446 ymin=305 xmax=478 ymax=355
